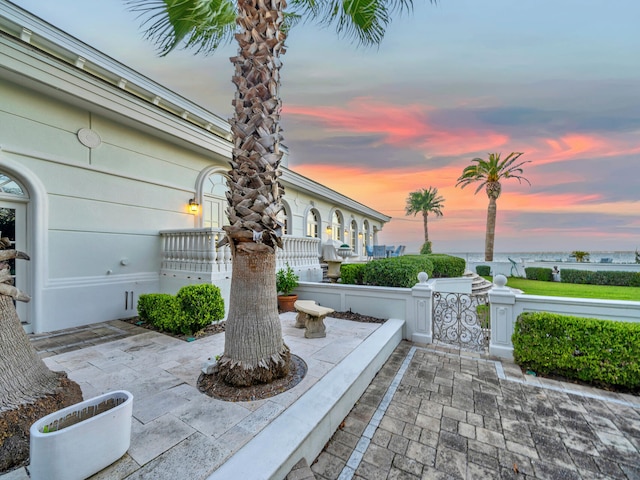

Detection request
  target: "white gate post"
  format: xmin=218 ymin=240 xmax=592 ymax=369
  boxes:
xmin=410 ymin=272 xmax=433 ymax=344
xmin=488 ymin=275 xmax=517 ymax=359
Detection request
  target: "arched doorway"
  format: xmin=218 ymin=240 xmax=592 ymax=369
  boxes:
xmin=0 ymin=172 xmax=29 ymax=328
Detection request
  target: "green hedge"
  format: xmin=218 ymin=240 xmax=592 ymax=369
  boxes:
xmin=513 ymin=311 xmax=640 ymax=390
xmin=137 ymin=294 xmax=181 ymax=333
xmin=560 ymin=269 xmax=640 ymax=287
xmin=340 ymin=254 xmax=464 ymax=288
xmin=524 ymin=267 xmax=553 ymax=281
xmin=423 ymin=254 xmax=466 ymax=278
xmin=175 ymin=284 xmax=225 ymax=333
xmin=476 ymin=265 xmax=491 ymax=276
xmin=362 ymin=256 xmax=434 ymax=288
xmin=138 ymin=284 xmax=225 ymax=335
xmin=340 ymin=263 xmax=366 ymax=285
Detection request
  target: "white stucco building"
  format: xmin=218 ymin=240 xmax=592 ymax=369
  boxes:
xmin=0 ymin=1 xmax=390 ymax=333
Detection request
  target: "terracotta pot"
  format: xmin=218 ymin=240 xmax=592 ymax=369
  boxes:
xmin=277 ymin=294 xmax=298 ymax=312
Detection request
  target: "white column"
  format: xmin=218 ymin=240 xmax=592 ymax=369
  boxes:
xmin=410 ymin=272 xmax=433 ymax=344
xmin=488 ymin=275 xmax=517 ymax=359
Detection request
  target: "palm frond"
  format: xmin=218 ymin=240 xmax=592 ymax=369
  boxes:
xmin=126 ymin=0 xmax=237 ymax=55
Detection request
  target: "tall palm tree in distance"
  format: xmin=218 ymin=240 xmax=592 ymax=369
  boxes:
xmin=127 ymin=0 xmax=437 ymax=387
xmin=456 ymin=152 xmax=531 ymax=262
xmin=405 ymin=187 xmax=444 ymax=251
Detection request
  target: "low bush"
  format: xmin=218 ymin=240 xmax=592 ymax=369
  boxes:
xmin=340 ymin=263 xmax=366 ymax=285
xmin=137 ymin=284 xmax=225 ymax=335
xmin=175 ymin=284 xmax=225 ymax=334
xmin=524 ymin=267 xmax=553 ymax=282
xmin=424 ymin=254 xmax=466 ymax=278
xmin=560 ymin=269 xmax=640 ymax=287
xmin=476 ymin=265 xmax=491 ymax=276
xmin=513 ymin=311 xmax=640 ymax=390
xmin=420 ymin=241 xmax=432 ymax=255
xmin=137 ymin=293 xmax=181 ymax=332
xmin=362 ymin=256 xmax=434 ymax=288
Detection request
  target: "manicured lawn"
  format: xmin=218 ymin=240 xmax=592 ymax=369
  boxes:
xmin=485 ymin=277 xmax=640 ymax=301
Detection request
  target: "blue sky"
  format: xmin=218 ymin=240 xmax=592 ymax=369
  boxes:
xmin=10 ymin=0 xmax=640 ymax=254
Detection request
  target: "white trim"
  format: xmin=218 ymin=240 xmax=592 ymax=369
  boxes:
xmin=0 ymin=154 xmax=48 ymax=333
xmin=46 ymin=272 xmax=159 ymax=289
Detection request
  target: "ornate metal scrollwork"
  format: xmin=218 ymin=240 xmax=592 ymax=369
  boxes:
xmin=432 ymin=292 xmax=489 ymax=352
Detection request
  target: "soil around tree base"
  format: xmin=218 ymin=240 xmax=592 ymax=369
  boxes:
xmin=0 ymin=372 xmax=83 ymax=474
xmin=197 ymin=354 xmax=307 ymax=402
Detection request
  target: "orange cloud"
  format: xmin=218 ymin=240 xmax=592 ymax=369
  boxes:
xmin=284 ymin=97 xmax=509 ymax=156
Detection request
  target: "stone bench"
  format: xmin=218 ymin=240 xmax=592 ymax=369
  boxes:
xmin=294 ymin=300 xmax=334 ymax=338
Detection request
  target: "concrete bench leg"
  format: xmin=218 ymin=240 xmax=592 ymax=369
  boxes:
xmin=304 ymin=314 xmax=327 ymax=339
xmin=295 ymin=312 xmax=307 ymax=329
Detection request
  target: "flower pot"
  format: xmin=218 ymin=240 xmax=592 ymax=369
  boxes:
xmin=278 ymin=294 xmax=298 ymax=312
xmin=30 ymin=390 xmax=133 ymax=480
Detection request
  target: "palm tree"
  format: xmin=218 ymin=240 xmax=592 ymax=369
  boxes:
xmin=405 ymin=187 xmax=444 ymax=250
xmin=456 ymin=152 xmax=530 ymax=262
xmin=127 ymin=0 xmax=437 ymax=387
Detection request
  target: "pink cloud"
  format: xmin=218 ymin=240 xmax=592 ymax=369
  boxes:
xmin=284 ymin=97 xmax=508 ymax=156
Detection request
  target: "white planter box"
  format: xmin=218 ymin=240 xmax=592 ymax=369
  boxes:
xmin=30 ymin=390 xmax=133 ymax=480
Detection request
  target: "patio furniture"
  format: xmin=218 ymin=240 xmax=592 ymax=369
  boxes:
xmin=372 ymin=245 xmax=386 ymax=259
xmin=294 ymin=300 xmax=335 ymax=338
xmin=389 ymin=245 xmax=406 ymax=257
xmin=385 ymin=246 xmax=395 ymax=257
xmin=365 ymin=245 xmax=374 ymax=260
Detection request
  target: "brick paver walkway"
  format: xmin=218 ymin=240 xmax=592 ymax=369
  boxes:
xmin=312 ymin=342 xmax=640 ymax=480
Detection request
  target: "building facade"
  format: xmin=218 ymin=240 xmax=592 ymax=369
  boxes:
xmin=0 ymin=2 xmax=390 ymax=333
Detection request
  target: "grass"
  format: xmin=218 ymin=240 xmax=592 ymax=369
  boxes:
xmin=485 ymin=276 xmax=640 ymax=301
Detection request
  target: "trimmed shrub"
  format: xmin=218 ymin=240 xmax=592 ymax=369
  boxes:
xmin=420 ymin=241 xmax=432 ymax=255
xmin=423 ymin=254 xmax=466 ymax=278
xmin=560 ymin=269 xmax=640 ymax=287
xmin=137 ymin=293 xmax=181 ymax=332
xmin=513 ymin=311 xmax=640 ymax=390
xmin=175 ymin=284 xmax=225 ymax=334
xmin=362 ymin=256 xmax=434 ymax=288
xmin=340 ymin=263 xmax=366 ymax=285
xmin=476 ymin=265 xmax=491 ymax=276
xmin=524 ymin=267 xmax=553 ymax=282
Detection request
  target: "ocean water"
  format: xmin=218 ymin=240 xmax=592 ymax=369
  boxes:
xmin=445 ymin=251 xmax=638 ymax=264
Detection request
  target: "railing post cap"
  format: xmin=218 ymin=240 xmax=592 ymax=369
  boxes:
xmin=493 ymin=274 xmax=508 ymax=288
xmin=417 ymin=271 xmax=429 ymax=284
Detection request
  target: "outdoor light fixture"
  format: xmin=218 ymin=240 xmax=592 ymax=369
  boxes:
xmin=188 ymin=198 xmax=199 ymax=213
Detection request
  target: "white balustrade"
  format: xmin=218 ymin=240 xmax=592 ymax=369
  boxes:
xmin=160 ymin=229 xmax=321 ymax=277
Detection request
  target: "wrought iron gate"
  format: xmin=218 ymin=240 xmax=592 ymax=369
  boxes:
xmin=432 ymin=292 xmax=489 ymax=352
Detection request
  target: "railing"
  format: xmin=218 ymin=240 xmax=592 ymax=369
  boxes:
xmin=159 ymin=228 xmax=322 ymax=277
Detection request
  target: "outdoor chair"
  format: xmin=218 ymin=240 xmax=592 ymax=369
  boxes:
xmin=372 ymin=245 xmax=386 ymax=259
xmin=365 ymin=245 xmax=374 ymax=260
xmin=389 ymin=245 xmax=405 ymax=257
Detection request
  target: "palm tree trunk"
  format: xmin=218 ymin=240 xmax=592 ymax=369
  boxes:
xmin=422 ymin=211 xmax=429 ymax=243
xmin=217 ymin=247 xmax=289 ymax=387
xmin=0 ymin=295 xmax=59 ymax=412
xmin=485 ymin=197 xmax=497 ymax=262
xmin=215 ymin=0 xmax=290 ymax=386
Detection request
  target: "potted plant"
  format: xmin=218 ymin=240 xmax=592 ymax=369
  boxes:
xmin=276 ymin=263 xmax=299 ymax=312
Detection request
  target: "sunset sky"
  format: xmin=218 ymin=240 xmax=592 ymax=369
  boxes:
xmin=11 ymin=0 xmax=640 ymax=254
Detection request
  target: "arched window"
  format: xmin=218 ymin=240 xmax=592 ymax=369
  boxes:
xmin=331 ymin=210 xmax=344 ymax=242
xmin=277 ymin=200 xmax=290 ymax=235
xmin=203 ymin=173 xmax=227 ymax=229
xmin=0 ymin=173 xmax=26 ymax=198
xmin=362 ymin=219 xmax=371 ymax=251
xmin=306 ymin=209 xmax=319 ymax=238
xmin=350 ymin=220 xmax=358 ymax=252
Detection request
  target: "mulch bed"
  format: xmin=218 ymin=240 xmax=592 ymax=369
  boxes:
xmin=122 ymin=310 xmax=387 ymax=342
